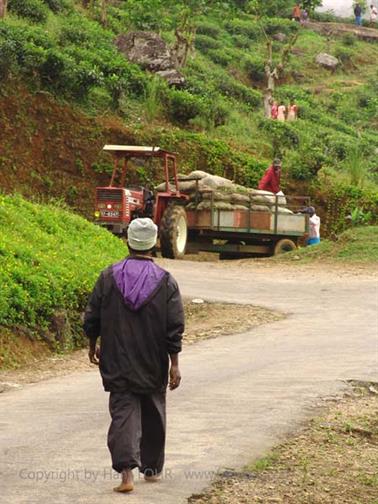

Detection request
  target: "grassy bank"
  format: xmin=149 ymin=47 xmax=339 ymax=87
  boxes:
xmin=278 ymin=226 xmax=378 ymax=263
xmin=0 ymin=194 xmax=126 ymax=368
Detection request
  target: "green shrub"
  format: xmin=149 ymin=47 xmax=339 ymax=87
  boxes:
xmin=43 ymin=0 xmax=67 ymax=13
xmin=335 ymin=47 xmax=353 ymax=66
xmin=232 ymin=34 xmax=252 ymax=49
xmin=261 ymin=17 xmax=299 ymax=36
xmin=243 ymin=54 xmax=265 ymax=83
xmin=196 ymin=21 xmax=222 ymax=38
xmin=8 ymin=0 xmax=49 ymax=23
xmin=207 ymin=48 xmax=233 ymax=66
xmin=195 ymin=34 xmax=222 ymax=52
xmin=259 ymin=119 xmax=300 ymax=150
xmin=225 ymin=19 xmax=261 ymax=40
xmin=342 ymin=33 xmax=356 ymax=46
xmin=218 ymin=76 xmax=262 ymax=108
xmin=0 ymin=195 xmax=126 ymax=334
xmin=166 ymin=89 xmax=205 ymax=125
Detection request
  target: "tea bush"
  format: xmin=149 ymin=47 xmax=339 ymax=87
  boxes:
xmin=243 ymin=54 xmax=266 ymax=83
xmin=8 ymin=0 xmax=49 ymax=23
xmin=0 ymin=195 xmax=126 ymax=333
xmin=195 ymin=34 xmax=222 ymax=52
xmin=166 ymin=89 xmax=205 ymax=125
xmin=225 ymin=18 xmax=261 ymax=39
xmin=196 ymin=21 xmax=222 ymax=38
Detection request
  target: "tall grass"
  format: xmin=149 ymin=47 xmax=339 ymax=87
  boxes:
xmin=346 ymin=145 xmax=368 ymax=188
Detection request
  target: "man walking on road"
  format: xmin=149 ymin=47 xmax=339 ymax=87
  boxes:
xmin=84 ymin=218 xmax=184 ymax=493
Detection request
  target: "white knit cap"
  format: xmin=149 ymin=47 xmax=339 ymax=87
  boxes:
xmin=127 ymin=218 xmax=158 ymax=251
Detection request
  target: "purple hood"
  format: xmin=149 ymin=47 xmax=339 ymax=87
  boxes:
xmin=112 ymin=258 xmax=167 ymax=311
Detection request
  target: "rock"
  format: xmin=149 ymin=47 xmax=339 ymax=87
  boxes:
xmin=273 ymin=32 xmax=287 ymax=42
xmin=155 ymin=69 xmax=185 ymax=87
xmin=115 ymin=32 xmax=185 ymax=87
xmin=315 ymin=53 xmax=339 ymax=70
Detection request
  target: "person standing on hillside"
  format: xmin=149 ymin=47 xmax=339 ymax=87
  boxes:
xmin=258 ymin=158 xmax=282 ymax=194
xmin=292 ymin=3 xmax=301 ymax=22
xmin=370 ymin=4 xmax=378 ymax=24
xmin=271 ymin=101 xmax=279 ymax=120
xmin=354 ymin=3 xmax=363 ymax=25
xmin=277 ymin=104 xmax=286 ymax=121
xmin=306 ymin=206 xmax=321 ymax=245
xmin=84 ymin=218 xmax=184 ymax=494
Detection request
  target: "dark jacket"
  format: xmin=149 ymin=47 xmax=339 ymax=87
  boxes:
xmin=354 ymin=5 xmax=362 ymax=16
xmin=83 ymin=257 xmax=184 ymax=394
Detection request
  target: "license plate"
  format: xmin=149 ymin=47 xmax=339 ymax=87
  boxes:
xmin=101 ymin=210 xmax=119 ymax=218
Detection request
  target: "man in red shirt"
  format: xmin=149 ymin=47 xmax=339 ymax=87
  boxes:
xmin=258 ymin=158 xmax=282 ymax=194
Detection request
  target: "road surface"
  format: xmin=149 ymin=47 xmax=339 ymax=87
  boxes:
xmin=1 ymin=261 xmax=377 ymax=504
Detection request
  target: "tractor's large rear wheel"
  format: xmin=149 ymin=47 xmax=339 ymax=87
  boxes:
xmin=160 ymin=205 xmax=188 ymax=259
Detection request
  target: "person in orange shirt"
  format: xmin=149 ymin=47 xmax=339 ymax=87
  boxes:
xmin=293 ymin=3 xmax=301 ymax=22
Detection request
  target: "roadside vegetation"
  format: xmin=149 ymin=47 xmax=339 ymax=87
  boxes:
xmin=0 ymin=194 xmax=126 ymax=368
xmin=277 ymin=225 xmax=378 ymax=263
xmin=0 ymin=0 xmax=377 ymax=236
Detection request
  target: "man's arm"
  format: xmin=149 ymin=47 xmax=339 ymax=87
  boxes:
xmin=169 ymin=352 xmax=181 ymax=390
xmin=83 ymin=273 xmax=104 ymax=365
xmin=166 ymin=276 xmax=185 ymax=390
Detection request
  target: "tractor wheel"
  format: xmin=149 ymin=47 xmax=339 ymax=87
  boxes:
xmin=274 ymin=238 xmax=297 ymax=255
xmin=160 ymin=205 xmax=188 ymax=259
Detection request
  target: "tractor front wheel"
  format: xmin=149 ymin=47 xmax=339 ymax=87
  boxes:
xmin=160 ymin=205 xmax=188 ymax=259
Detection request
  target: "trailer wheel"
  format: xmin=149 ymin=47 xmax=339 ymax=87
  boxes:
xmin=274 ymin=238 xmax=297 ymax=255
xmin=160 ymin=206 xmax=187 ymax=259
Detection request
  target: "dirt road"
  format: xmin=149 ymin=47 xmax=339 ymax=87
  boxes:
xmin=1 ymin=261 xmax=377 ymax=504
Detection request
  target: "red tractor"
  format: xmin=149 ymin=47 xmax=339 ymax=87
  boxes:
xmin=94 ymin=145 xmax=188 ymax=258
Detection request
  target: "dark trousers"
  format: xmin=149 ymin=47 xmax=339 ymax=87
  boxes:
xmin=107 ymin=390 xmax=166 ymax=474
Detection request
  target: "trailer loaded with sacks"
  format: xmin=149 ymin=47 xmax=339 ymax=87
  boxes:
xmin=95 ymin=145 xmax=310 ymax=259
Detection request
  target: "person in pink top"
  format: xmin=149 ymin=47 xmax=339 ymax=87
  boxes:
xmin=271 ymin=101 xmax=278 ymax=120
xmin=287 ymin=103 xmax=298 ymax=121
xmin=258 ymin=158 xmax=282 ymax=194
xmin=277 ymin=104 xmax=286 ymax=121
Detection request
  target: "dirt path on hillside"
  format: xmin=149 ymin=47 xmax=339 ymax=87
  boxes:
xmin=306 ymin=21 xmax=378 ymax=42
xmin=0 ymin=260 xmax=377 ymax=504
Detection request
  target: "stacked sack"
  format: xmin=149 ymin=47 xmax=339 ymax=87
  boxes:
xmin=155 ymin=171 xmax=292 ymax=214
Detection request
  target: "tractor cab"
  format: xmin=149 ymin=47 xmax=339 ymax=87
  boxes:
xmin=95 ymin=145 xmax=187 ymax=238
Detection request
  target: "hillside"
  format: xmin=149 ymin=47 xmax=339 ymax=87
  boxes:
xmin=0 ymin=194 xmax=126 ymax=367
xmin=0 ymin=0 xmax=377 ymax=236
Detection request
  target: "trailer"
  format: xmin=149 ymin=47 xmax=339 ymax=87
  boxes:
xmin=184 ymin=189 xmax=309 ymax=257
xmin=94 ymin=145 xmax=310 ymax=258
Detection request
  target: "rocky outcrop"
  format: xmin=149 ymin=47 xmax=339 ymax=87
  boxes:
xmin=315 ymin=53 xmax=339 ymax=70
xmin=115 ymin=31 xmax=185 ymax=86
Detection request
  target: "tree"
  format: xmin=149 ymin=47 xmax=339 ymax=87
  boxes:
xmin=262 ymin=32 xmax=298 ymax=117
xmin=171 ymin=0 xmax=217 ymax=68
xmin=248 ymin=1 xmax=300 ymax=117
xmin=0 ymin=0 xmax=8 ymax=19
